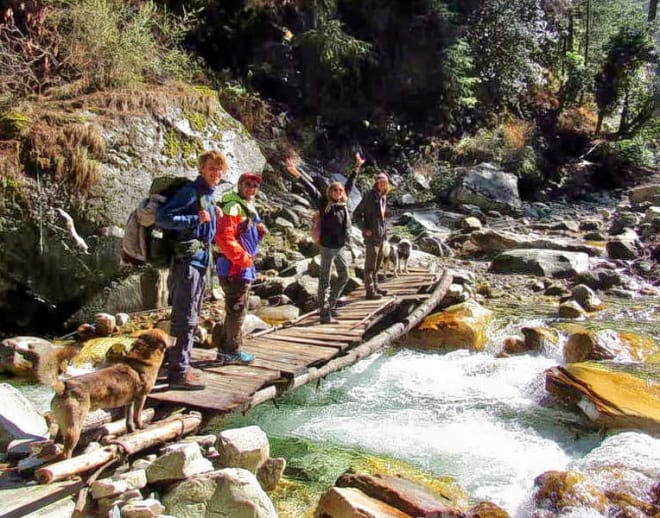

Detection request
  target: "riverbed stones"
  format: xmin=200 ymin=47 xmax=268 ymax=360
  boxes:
xmin=146 ymin=442 xmax=213 ymax=485
xmin=0 ymin=336 xmax=77 ymax=380
xmin=217 ymin=425 xmax=270 ymax=473
xmin=315 ymin=486 xmax=411 ymax=518
xmin=163 ymin=468 xmax=277 ymax=518
xmin=490 ymin=249 xmax=590 ymax=278
xmin=570 ymin=284 xmax=605 ymax=312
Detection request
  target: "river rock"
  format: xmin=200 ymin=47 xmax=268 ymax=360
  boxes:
xmin=532 ymin=470 xmax=608 ymax=515
xmin=521 ymin=327 xmax=560 ymax=353
xmin=558 ymin=300 xmax=587 ymax=318
xmin=545 ymin=363 xmax=660 ymax=431
xmin=254 ymin=304 xmax=300 ymax=326
xmin=629 ymin=184 xmax=660 ymax=205
xmin=563 ymin=329 xmax=658 ymax=363
xmin=163 ymin=468 xmax=277 ymax=518
xmin=146 ymin=442 xmax=213 ymax=485
xmin=470 ymin=229 xmax=603 ymax=256
xmin=606 ymin=237 xmax=639 ymax=260
xmin=216 ymin=425 xmax=270 ymax=473
xmin=404 ymin=299 xmax=493 ymax=351
xmin=256 ymin=456 xmax=286 ymax=491
xmin=490 ymin=249 xmax=589 ymax=278
xmin=120 ymin=498 xmax=166 ymax=518
xmin=0 ymin=383 xmax=49 ymax=449
xmin=532 ymin=432 xmax=660 ymax=516
xmin=570 ymin=284 xmax=605 ymax=312
xmin=448 ymin=163 xmax=522 ymax=214
xmin=315 ymin=486 xmax=411 ymax=518
xmin=336 ymin=471 xmax=457 ymax=516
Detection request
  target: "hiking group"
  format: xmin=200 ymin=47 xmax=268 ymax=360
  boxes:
xmin=146 ymin=149 xmax=390 ymax=391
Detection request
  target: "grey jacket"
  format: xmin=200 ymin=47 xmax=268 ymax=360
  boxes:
xmin=353 ymin=188 xmax=387 ymax=244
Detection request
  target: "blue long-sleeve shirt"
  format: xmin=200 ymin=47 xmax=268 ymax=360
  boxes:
xmin=155 ymin=176 xmax=216 ymax=269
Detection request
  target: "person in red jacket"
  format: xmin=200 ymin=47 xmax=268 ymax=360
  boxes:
xmin=215 ymin=172 xmax=267 ymax=364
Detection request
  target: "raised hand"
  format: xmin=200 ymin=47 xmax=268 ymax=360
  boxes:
xmin=354 ymin=151 xmax=365 ymax=169
xmin=284 ymin=157 xmax=301 ymax=178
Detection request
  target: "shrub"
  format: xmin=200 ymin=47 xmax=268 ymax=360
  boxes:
xmin=597 ymin=138 xmax=655 ymax=171
xmin=557 ymin=106 xmax=598 ymax=135
xmin=51 ymin=0 xmax=200 ymax=89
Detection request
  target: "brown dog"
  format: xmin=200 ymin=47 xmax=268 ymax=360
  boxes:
xmin=48 ymin=328 xmax=171 ymax=458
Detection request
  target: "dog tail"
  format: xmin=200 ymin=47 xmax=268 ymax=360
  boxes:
xmin=36 ymin=346 xmax=78 ymax=394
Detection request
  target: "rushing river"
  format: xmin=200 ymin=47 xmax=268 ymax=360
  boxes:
xmin=219 ymin=296 xmax=660 ymax=517
xmin=6 ymin=295 xmax=659 ymax=516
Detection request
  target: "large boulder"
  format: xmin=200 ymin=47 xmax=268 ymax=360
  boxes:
xmin=0 ymin=86 xmax=266 ymax=331
xmin=489 ymin=249 xmax=590 ymax=278
xmin=0 ymin=383 xmax=50 ymax=449
xmin=448 ymin=163 xmax=521 ymax=214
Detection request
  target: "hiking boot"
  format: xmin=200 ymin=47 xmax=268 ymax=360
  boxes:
xmin=217 ymin=351 xmax=255 ymax=365
xmin=376 ymin=287 xmax=388 ymax=295
xmin=320 ymin=313 xmax=338 ymax=324
xmin=366 ymin=292 xmax=382 ymax=300
xmin=169 ymin=370 xmax=206 ymax=391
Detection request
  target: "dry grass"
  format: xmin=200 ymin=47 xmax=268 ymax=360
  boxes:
xmin=557 ymin=106 xmax=597 ymax=135
xmin=0 ymin=140 xmax=22 ymax=184
xmin=25 ymin=120 xmax=105 ymax=196
xmin=501 ymin=119 xmax=532 ymax=151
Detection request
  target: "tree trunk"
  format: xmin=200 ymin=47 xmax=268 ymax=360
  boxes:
xmin=649 ymin=0 xmax=658 ymax=22
xmin=584 ymin=0 xmax=591 ymax=67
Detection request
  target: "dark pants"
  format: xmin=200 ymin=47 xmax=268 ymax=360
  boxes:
xmin=167 ymin=260 xmax=206 ymax=382
xmin=218 ymin=275 xmax=252 ymax=354
xmin=364 ymin=240 xmax=385 ymax=295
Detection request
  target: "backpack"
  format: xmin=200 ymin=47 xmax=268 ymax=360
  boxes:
xmin=310 ymin=210 xmax=321 ymax=245
xmin=121 ymin=176 xmax=196 ymax=268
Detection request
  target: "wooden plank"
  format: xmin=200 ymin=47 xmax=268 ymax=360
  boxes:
xmin=275 ymin=328 xmax=362 ymax=341
xmin=255 ymin=333 xmax=349 ymax=349
xmin=0 ymin=479 xmax=84 ymax=518
xmin=149 ymin=385 xmax=249 ymax=411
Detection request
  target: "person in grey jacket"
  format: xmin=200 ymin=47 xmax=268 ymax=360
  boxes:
xmin=353 ymin=172 xmax=391 ymax=300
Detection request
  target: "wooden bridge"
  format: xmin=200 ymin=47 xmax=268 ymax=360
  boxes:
xmin=148 ymin=266 xmax=452 ymax=415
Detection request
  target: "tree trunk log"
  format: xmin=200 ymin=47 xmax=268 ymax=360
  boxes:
xmin=35 ymin=413 xmax=202 ymax=484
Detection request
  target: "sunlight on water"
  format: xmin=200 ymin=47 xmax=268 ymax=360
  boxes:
xmin=245 ymin=347 xmax=602 ymax=515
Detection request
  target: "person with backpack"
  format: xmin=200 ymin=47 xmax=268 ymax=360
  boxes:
xmin=155 ymin=150 xmax=227 ymax=390
xmin=215 ymin=172 xmax=268 ymax=364
xmin=284 ymin=152 xmax=365 ymax=324
xmin=353 ymin=171 xmax=391 ymax=300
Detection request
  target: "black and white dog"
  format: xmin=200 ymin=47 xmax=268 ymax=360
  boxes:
xmin=381 ymin=238 xmax=413 ymax=277
xmin=396 ymin=238 xmax=412 ymax=273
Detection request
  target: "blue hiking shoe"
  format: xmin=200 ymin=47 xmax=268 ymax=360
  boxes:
xmin=217 ymin=351 xmax=255 ymax=365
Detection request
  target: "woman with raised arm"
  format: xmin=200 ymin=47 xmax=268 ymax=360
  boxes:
xmin=285 ymin=152 xmax=365 ymax=323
